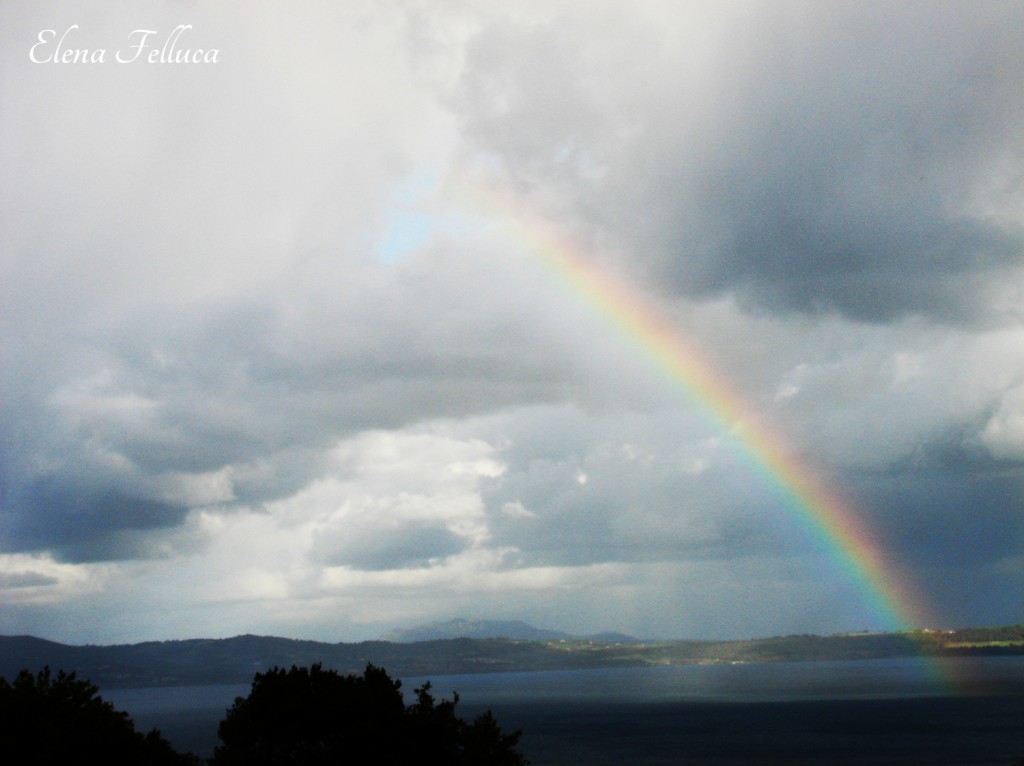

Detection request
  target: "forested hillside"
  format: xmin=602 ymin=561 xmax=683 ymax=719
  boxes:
xmin=1 ymin=625 xmax=1020 ymax=689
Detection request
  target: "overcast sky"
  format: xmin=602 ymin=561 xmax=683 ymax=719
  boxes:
xmin=2 ymin=1 xmax=1022 ymax=645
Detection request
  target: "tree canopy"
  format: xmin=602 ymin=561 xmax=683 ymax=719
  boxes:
xmin=213 ymin=663 xmax=528 ymax=765
xmin=0 ymin=666 xmax=199 ymax=766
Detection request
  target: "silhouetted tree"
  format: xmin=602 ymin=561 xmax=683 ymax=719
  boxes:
xmin=0 ymin=666 xmax=199 ymax=766
xmin=213 ymin=663 xmax=528 ymax=765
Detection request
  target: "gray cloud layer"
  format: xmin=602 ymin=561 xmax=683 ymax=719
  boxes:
xmin=453 ymin=1 xmax=1024 ymax=323
xmin=1 ymin=1 xmax=1022 ymax=643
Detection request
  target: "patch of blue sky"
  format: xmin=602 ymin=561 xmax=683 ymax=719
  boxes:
xmin=374 ymin=209 xmax=436 ymax=263
xmin=373 ymin=169 xmax=444 ymax=263
xmin=373 ymin=167 xmax=499 ymax=263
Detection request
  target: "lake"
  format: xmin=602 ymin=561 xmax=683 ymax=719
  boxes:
xmin=103 ymin=657 xmax=1024 ymax=764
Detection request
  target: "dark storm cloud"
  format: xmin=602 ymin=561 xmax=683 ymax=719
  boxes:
xmin=851 ymin=449 xmax=1024 ymax=627
xmin=7 ymin=479 xmax=184 ymax=562
xmin=670 ymin=11 xmax=1024 ymax=324
xmin=854 ymin=448 xmax=1024 ymax=569
xmin=454 ymin=1 xmax=1024 ymax=324
xmin=0 ymin=246 xmax=583 ymax=560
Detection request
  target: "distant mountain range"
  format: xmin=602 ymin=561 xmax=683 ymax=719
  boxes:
xmin=1 ymin=623 xmax=1020 ymax=690
xmin=380 ymin=618 xmax=642 ymax=644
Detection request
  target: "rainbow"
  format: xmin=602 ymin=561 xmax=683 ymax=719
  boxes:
xmin=453 ymin=173 xmax=967 ymax=688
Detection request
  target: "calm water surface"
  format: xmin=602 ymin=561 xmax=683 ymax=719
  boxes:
xmin=104 ymin=657 xmax=1024 ymax=765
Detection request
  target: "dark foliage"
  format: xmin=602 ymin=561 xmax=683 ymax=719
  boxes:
xmin=0 ymin=666 xmax=199 ymax=766
xmin=213 ymin=663 xmax=528 ymax=765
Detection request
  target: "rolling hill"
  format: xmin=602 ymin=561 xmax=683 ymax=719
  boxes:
xmin=0 ymin=623 xmax=1020 ymax=690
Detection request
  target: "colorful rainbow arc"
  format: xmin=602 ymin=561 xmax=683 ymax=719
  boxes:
xmin=524 ymin=219 xmax=928 ymax=632
xmin=451 ymin=173 xmax=962 ymax=687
